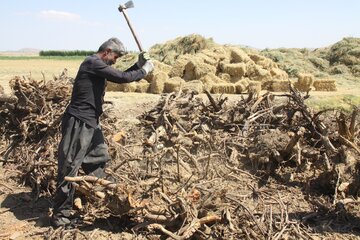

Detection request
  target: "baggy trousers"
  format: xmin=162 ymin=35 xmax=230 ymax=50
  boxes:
xmin=53 ymin=114 xmax=110 ymax=217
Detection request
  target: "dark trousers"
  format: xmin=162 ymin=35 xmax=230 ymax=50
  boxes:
xmin=53 ymin=114 xmax=110 ymax=217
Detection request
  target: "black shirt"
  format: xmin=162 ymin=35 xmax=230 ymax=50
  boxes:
xmin=66 ymin=54 xmax=146 ymax=128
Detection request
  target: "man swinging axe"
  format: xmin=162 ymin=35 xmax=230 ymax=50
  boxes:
xmin=51 ymin=1 xmax=153 ymax=228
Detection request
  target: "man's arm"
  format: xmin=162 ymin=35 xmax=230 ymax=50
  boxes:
xmin=92 ymin=58 xmax=146 ymax=84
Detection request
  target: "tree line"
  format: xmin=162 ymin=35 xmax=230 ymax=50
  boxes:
xmin=39 ymin=50 xmax=95 ymax=57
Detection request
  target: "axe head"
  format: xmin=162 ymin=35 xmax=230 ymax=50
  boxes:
xmin=118 ymin=1 xmax=134 ymax=12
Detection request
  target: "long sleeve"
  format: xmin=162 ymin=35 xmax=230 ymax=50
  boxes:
xmin=92 ymin=58 xmax=146 ymax=84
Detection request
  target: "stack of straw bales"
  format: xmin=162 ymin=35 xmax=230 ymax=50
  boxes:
xmin=107 ymin=34 xmax=336 ymax=95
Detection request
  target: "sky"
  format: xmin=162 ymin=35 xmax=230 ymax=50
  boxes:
xmin=0 ymin=0 xmax=359 ymax=52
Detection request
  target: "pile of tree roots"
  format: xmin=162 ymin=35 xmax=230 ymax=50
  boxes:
xmin=1 ymin=74 xmax=360 ymax=239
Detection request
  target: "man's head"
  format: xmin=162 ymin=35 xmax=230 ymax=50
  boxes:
xmin=97 ymin=38 xmax=126 ymax=65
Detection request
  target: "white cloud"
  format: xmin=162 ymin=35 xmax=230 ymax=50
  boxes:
xmin=40 ymin=10 xmax=81 ymax=21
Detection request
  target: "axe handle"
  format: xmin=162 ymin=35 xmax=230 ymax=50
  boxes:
xmin=121 ymin=10 xmax=143 ymax=52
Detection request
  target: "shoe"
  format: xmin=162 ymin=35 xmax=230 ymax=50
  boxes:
xmin=51 ymin=215 xmax=71 ymax=228
xmin=51 ymin=215 xmax=83 ymax=229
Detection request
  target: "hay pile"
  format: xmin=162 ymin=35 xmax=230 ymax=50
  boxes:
xmin=108 ymin=35 xmax=360 ymax=94
xmin=328 ymin=37 xmax=360 ymax=77
xmin=263 ymin=37 xmax=360 ymax=81
xmin=109 ymin=34 xmax=296 ymax=94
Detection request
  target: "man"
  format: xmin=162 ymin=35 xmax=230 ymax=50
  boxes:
xmin=51 ymin=37 xmax=154 ymax=228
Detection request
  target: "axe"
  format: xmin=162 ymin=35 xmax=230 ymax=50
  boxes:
xmin=118 ymin=1 xmax=144 ymax=52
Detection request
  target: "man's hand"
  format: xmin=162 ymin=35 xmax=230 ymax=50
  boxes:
xmin=137 ymin=51 xmax=151 ymax=68
xmin=142 ymin=60 xmax=154 ymax=74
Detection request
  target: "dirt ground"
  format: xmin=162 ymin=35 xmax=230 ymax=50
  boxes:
xmin=1 ymin=91 xmax=360 ymax=239
xmin=0 ymin=92 xmax=162 ymax=240
xmin=1 ymin=59 xmax=360 ymax=239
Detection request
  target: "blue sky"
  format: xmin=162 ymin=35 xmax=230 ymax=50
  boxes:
xmin=0 ymin=0 xmax=359 ymax=51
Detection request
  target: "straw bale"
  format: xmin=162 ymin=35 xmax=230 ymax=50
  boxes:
xmin=135 ymin=80 xmax=150 ymax=93
xmin=182 ymin=80 xmax=204 ymax=94
xmin=294 ymin=73 xmax=314 ymax=92
xmin=229 ymin=47 xmax=252 ymax=63
xmin=218 ymin=73 xmax=231 ymax=82
xmin=211 ymin=83 xmax=236 ymax=94
xmin=109 ymin=82 xmax=137 ymax=92
xmin=221 ymin=62 xmax=247 ymax=78
xmin=144 ymin=60 xmax=172 ymax=82
xmin=200 ymin=73 xmax=224 ymax=84
xmin=248 ymin=54 xmax=265 ymax=63
xmin=270 ymin=68 xmax=289 ymax=80
xmin=200 ymin=47 xmax=228 ymax=62
xmin=0 ymin=84 xmax=4 ymax=94
xmin=313 ymin=79 xmax=337 ymax=91
xmin=257 ymin=59 xmax=278 ymax=69
xmin=247 ymin=81 xmax=262 ymax=95
xmin=196 ymin=52 xmax=219 ymax=66
xmin=149 ymin=72 xmax=168 ymax=94
xmin=183 ymin=58 xmax=217 ymax=81
xmin=235 ymin=79 xmax=250 ymax=93
xmin=247 ymin=64 xmax=272 ymax=82
xmin=200 ymin=73 xmax=224 ymax=92
xmin=270 ymin=80 xmax=292 ymax=92
xmin=164 ymin=77 xmax=185 ymax=93
xmin=169 ymin=54 xmax=193 ymax=78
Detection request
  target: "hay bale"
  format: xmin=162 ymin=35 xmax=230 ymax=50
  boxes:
xmin=229 ymin=47 xmax=252 ymax=63
xmin=235 ymin=79 xmax=250 ymax=93
xmin=313 ymin=79 xmax=337 ymax=91
xmin=200 ymin=73 xmax=224 ymax=92
xmin=247 ymin=64 xmax=272 ymax=82
xmin=183 ymin=58 xmax=217 ymax=81
xmin=200 ymin=47 xmax=228 ymax=62
xmin=107 ymin=82 xmax=137 ymax=92
xmin=270 ymin=68 xmax=288 ymax=80
xmin=168 ymin=54 xmax=193 ymax=78
xmin=196 ymin=52 xmax=219 ymax=66
xmin=145 ymin=60 xmax=172 ymax=82
xmin=211 ymin=83 xmax=236 ymax=94
xmin=248 ymin=81 xmax=262 ymax=95
xmin=164 ymin=77 xmax=185 ymax=93
xmin=135 ymin=80 xmax=150 ymax=93
xmin=294 ymin=73 xmax=314 ymax=92
xmin=220 ymin=62 xmax=246 ymax=78
xmin=257 ymin=59 xmax=277 ymax=69
xmin=248 ymin=54 xmax=266 ymax=63
xmin=149 ymin=72 xmax=168 ymax=94
xmin=0 ymin=84 xmax=4 ymax=95
xmin=218 ymin=73 xmax=231 ymax=82
xmin=270 ymin=80 xmax=292 ymax=92
xmin=183 ymin=80 xmax=204 ymax=94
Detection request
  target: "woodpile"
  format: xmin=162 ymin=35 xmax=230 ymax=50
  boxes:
xmin=1 ymin=74 xmax=359 ymax=239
